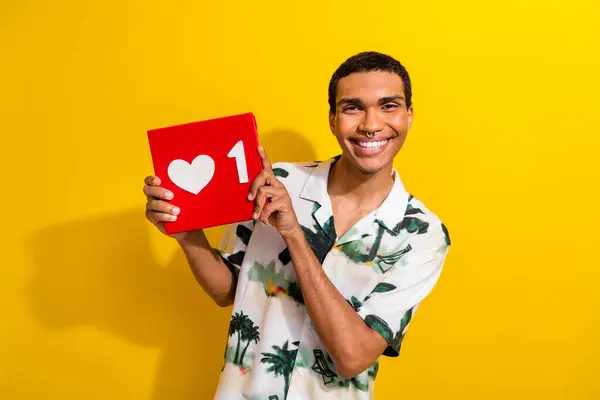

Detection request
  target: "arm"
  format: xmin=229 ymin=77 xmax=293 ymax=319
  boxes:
xmin=285 ymin=230 xmax=449 ymax=377
xmin=176 ymin=231 xmax=237 ymax=307
xmin=283 ymin=229 xmax=388 ymax=379
xmin=143 ymin=174 xmax=240 ymax=307
xmin=247 ymin=148 xmax=386 ymax=378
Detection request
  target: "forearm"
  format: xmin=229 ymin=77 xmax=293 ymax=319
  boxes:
xmin=284 ymin=229 xmax=382 ymax=378
xmin=177 ymin=230 xmax=237 ymax=307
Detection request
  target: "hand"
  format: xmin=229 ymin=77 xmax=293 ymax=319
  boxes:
xmin=143 ymin=175 xmax=189 ymax=241
xmin=248 ymin=146 xmax=301 ymax=240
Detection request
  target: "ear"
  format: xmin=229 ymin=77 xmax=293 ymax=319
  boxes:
xmin=329 ymin=110 xmax=336 ymax=134
xmin=407 ymin=105 xmax=414 ymax=130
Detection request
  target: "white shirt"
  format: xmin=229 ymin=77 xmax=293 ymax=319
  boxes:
xmin=213 ymin=156 xmax=451 ymax=400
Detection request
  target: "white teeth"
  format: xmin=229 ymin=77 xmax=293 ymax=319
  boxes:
xmin=357 ymin=140 xmax=388 ymax=149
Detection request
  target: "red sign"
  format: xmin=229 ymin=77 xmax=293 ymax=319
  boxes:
xmin=147 ymin=112 xmax=263 ymax=234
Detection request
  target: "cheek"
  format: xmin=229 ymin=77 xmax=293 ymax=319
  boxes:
xmin=387 ymin=115 xmax=408 ymax=134
xmin=335 ymin=115 xmax=359 ymax=135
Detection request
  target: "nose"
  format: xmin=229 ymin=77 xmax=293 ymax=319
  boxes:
xmin=358 ymin=108 xmax=385 ymax=134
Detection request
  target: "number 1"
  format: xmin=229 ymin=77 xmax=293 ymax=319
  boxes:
xmin=227 ymin=140 xmax=249 ymax=184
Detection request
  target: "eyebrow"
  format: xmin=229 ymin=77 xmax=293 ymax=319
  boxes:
xmin=337 ymin=95 xmax=405 ymax=106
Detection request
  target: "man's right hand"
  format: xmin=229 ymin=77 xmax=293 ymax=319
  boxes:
xmin=143 ymin=175 xmax=185 ymax=240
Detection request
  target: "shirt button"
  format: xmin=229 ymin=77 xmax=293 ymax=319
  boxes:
xmin=296 ymin=368 xmax=304 ymax=377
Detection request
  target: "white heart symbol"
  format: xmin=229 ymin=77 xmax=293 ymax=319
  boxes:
xmin=167 ymin=155 xmax=215 ymax=195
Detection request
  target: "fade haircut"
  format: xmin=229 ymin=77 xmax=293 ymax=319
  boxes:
xmin=328 ymin=51 xmax=412 ymax=114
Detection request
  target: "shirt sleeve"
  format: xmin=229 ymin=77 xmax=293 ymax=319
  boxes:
xmin=356 ymin=231 xmax=450 ymax=357
xmin=213 ymin=220 xmax=254 ymax=278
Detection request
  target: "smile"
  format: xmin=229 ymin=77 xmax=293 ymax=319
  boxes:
xmin=350 ymin=138 xmax=392 ymax=156
xmin=355 ymin=139 xmax=389 ymax=149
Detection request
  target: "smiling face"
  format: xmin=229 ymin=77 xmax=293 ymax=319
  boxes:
xmin=329 ymin=70 xmax=413 ymax=175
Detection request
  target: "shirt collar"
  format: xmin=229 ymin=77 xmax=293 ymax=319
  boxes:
xmin=299 ymin=156 xmax=410 ymax=243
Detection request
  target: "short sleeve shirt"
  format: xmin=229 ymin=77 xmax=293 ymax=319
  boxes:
xmin=213 ymin=156 xmax=451 ymax=400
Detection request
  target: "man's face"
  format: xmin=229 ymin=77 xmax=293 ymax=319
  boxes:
xmin=329 ymin=71 xmax=413 ymax=174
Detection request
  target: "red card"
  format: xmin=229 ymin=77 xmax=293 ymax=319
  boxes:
xmin=147 ymin=112 xmax=263 ymax=234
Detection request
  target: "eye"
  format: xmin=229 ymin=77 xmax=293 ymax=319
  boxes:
xmin=382 ymin=103 xmax=399 ymax=110
xmin=343 ymin=105 xmax=361 ymax=113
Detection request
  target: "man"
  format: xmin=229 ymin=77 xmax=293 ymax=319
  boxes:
xmin=143 ymin=51 xmax=451 ymax=400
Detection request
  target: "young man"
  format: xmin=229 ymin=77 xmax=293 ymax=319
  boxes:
xmin=143 ymin=51 xmax=451 ymax=400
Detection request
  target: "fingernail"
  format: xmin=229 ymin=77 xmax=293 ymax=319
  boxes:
xmin=172 ymin=207 xmax=180 ymax=215
xmin=165 ymin=191 xmax=173 ymax=200
xmin=248 ymin=193 xmax=254 ymax=201
xmin=252 ymin=212 xmax=257 ymax=219
xmin=169 ymin=215 xmax=177 ymax=221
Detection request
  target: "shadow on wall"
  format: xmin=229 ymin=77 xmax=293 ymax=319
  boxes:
xmin=27 ymin=129 xmax=317 ymax=400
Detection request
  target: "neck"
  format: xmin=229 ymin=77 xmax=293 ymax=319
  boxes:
xmin=327 ymin=155 xmax=394 ymax=202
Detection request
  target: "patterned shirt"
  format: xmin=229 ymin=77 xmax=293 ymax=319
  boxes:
xmin=212 ymin=156 xmax=451 ymax=400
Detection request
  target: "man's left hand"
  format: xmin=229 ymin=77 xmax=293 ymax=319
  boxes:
xmin=248 ymin=146 xmax=301 ymax=240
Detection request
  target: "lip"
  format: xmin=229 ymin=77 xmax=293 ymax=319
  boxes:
xmin=349 ymin=137 xmax=392 ymax=156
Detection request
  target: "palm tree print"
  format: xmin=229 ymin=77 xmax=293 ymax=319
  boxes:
xmin=347 ymin=282 xmax=397 ymax=314
xmin=229 ymin=311 xmax=248 ymax=365
xmin=394 ymin=203 xmax=429 ymax=234
xmin=339 ymin=225 xmax=386 ymax=264
xmin=364 ymin=308 xmax=414 ymax=357
xmin=390 ymin=307 xmax=414 ymax=354
xmin=337 ymin=374 xmax=369 ymax=391
xmin=239 ymin=321 xmax=260 ymax=365
xmin=338 ymin=199 xmax=432 ymax=272
xmin=248 ymin=261 xmax=304 ymax=305
xmin=441 ymin=222 xmax=451 ymax=253
xmin=364 ymin=282 xmax=397 ymax=302
xmin=228 ymin=311 xmax=260 ymax=367
xmin=220 ymin=223 xmax=253 ymax=276
xmin=273 ymin=168 xmax=289 ymax=178
xmin=364 ymin=314 xmax=394 ymax=344
xmin=300 ymin=203 xmax=335 ymax=263
xmin=340 ymin=225 xmax=412 ymax=273
xmin=367 ymin=361 xmax=379 ymax=379
xmin=261 ymin=340 xmax=299 ymax=400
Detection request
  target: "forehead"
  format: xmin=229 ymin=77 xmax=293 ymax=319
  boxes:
xmin=336 ymin=71 xmax=405 ymax=99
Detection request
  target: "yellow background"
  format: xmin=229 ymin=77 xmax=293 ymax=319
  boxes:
xmin=1 ymin=1 xmax=599 ymax=399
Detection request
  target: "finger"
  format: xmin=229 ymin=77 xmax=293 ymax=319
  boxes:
xmin=259 ymin=198 xmax=285 ymax=225
xmin=247 ymin=170 xmax=270 ymax=201
xmin=146 ymin=209 xmax=177 ymax=224
xmin=256 ymin=145 xmax=283 ymax=188
xmin=147 ymin=199 xmax=180 ymax=216
xmin=144 ymin=185 xmax=174 ymax=200
xmin=252 ymin=186 xmax=271 ymax=220
xmin=257 ymin=145 xmax=272 ymax=171
xmin=252 ymin=186 xmax=282 ymax=219
xmin=144 ymin=175 xmax=162 ymax=186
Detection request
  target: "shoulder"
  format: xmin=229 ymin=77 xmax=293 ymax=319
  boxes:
xmin=402 ymin=193 xmax=451 ymax=253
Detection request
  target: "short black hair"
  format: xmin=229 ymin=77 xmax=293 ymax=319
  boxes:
xmin=328 ymin=51 xmax=412 ymax=114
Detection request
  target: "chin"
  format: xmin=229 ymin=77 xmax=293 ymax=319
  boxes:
xmin=344 ymin=143 xmax=400 ymax=176
xmin=341 ymin=152 xmax=393 ymax=175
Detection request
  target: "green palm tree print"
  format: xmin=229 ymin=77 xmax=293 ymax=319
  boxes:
xmin=391 ymin=307 xmax=413 ymax=353
xmin=273 ymin=168 xmax=289 ymax=178
xmin=248 ymin=261 xmax=304 ymax=305
xmin=338 ymin=200 xmax=432 ymax=273
xmin=261 ymin=340 xmax=299 ymax=400
xmin=301 ymin=204 xmax=335 ymax=263
xmin=394 ymin=203 xmax=429 ymax=234
xmin=228 ymin=311 xmax=260 ymax=367
xmin=239 ymin=321 xmax=260 ymax=364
